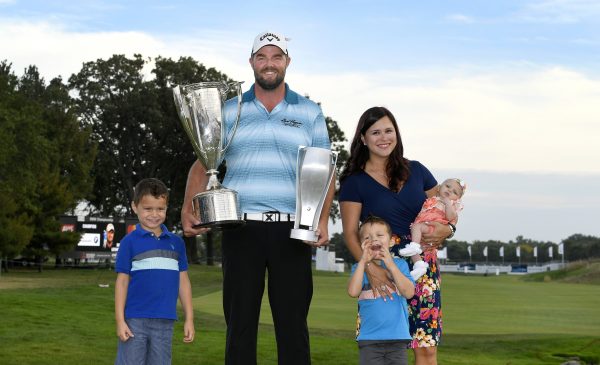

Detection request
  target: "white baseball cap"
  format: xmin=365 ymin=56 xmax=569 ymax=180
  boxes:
xmin=106 ymin=223 xmax=115 ymax=232
xmin=252 ymin=31 xmax=289 ymax=55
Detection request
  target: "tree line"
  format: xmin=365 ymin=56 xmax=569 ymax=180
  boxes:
xmin=330 ymin=233 xmax=600 ymax=265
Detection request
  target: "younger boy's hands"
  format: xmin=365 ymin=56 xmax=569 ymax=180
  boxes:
xmin=381 ymin=244 xmax=394 ymax=266
xmin=183 ymin=319 xmax=195 ymax=343
xmin=360 ymin=239 xmax=375 ymax=262
xmin=361 ymin=239 xmax=395 ymax=300
xmin=116 ymin=321 xmax=134 ymax=342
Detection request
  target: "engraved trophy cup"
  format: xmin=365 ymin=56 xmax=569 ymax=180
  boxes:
xmin=173 ymin=81 xmax=244 ymax=229
xmin=290 ymin=146 xmax=337 ymax=242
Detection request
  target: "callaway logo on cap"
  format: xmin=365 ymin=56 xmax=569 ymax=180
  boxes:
xmin=252 ymin=31 xmax=289 ymax=55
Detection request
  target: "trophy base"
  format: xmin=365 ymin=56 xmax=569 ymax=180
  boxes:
xmin=193 ymin=219 xmax=245 ymax=230
xmin=290 ymin=228 xmax=319 ymax=243
xmin=192 ymin=188 xmax=243 ymax=230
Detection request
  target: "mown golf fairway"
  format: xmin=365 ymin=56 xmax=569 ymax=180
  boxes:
xmin=1 ymin=265 xmax=599 ymax=364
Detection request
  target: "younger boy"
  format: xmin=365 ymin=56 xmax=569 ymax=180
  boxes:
xmin=114 ymin=178 xmax=194 ymax=365
xmin=348 ymin=216 xmax=415 ymax=365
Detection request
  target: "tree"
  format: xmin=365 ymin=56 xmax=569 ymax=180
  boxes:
xmin=329 ymin=232 xmax=354 ymax=266
xmin=445 ymin=240 xmax=470 ymax=262
xmin=23 ymin=69 xmax=96 ymax=271
xmin=0 ymin=62 xmax=95 ymax=269
xmin=0 ymin=62 xmax=36 ymax=268
xmin=562 ymin=234 xmax=600 ymax=261
xmin=69 ymin=54 xmax=155 ymax=217
xmin=470 ymin=240 xmax=504 ymax=263
xmin=325 ymin=116 xmax=348 ymax=223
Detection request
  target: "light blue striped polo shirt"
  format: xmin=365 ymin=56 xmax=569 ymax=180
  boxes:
xmin=222 ymin=83 xmax=331 ymax=214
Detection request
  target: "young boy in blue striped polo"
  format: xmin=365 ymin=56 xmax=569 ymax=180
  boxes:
xmin=114 ymin=178 xmax=194 ymax=364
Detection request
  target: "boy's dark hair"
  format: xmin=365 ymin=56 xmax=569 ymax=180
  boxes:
xmin=359 ymin=215 xmax=392 ymax=235
xmin=133 ymin=178 xmax=169 ymax=205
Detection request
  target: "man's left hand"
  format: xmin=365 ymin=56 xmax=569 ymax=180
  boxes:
xmin=304 ymin=225 xmax=329 ymax=247
xmin=422 ymin=221 xmax=452 ymax=248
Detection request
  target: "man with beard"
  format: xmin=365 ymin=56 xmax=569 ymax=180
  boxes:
xmin=181 ymin=31 xmax=334 ymax=365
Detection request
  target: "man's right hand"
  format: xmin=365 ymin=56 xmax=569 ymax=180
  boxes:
xmin=366 ymin=263 xmax=395 ymax=301
xmin=181 ymin=211 xmax=210 ymax=237
xmin=182 ymin=160 xmax=212 ymax=237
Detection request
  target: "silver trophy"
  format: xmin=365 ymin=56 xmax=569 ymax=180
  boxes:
xmin=173 ymin=81 xmax=244 ymax=229
xmin=290 ymin=146 xmax=337 ymax=242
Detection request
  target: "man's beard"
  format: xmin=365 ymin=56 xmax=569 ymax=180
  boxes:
xmin=254 ymin=69 xmax=286 ymax=90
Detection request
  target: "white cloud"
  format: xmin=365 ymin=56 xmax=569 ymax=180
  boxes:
xmin=0 ymin=18 xmax=254 ymax=83
xmin=516 ymin=0 xmax=600 ymax=23
xmin=289 ymin=66 xmax=600 ymax=174
xmin=1 ymin=19 xmax=167 ymax=79
xmin=446 ymin=13 xmax=475 ymax=24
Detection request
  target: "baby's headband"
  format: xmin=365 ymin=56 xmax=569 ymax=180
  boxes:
xmin=452 ymin=178 xmax=467 ymax=194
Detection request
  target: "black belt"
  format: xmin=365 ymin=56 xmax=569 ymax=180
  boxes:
xmin=243 ymin=212 xmax=295 ymax=222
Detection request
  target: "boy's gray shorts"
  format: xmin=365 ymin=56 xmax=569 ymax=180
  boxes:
xmin=358 ymin=340 xmax=410 ymax=365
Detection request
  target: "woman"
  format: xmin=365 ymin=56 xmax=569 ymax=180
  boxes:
xmin=339 ymin=106 xmax=452 ymax=365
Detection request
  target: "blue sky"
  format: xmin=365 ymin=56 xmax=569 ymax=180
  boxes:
xmin=2 ymin=0 xmax=600 ymax=243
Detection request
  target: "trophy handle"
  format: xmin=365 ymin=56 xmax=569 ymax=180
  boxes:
xmin=221 ymin=81 xmax=244 ymax=154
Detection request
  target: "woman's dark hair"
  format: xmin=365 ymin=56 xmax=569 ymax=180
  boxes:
xmin=339 ymin=106 xmax=410 ymax=192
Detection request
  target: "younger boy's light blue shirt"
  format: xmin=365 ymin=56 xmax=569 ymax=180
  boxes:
xmin=351 ymin=258 xmax=414 ymax=341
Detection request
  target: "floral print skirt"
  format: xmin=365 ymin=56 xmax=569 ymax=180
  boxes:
xmin=407 ymin=248 xmax=442 ymax=348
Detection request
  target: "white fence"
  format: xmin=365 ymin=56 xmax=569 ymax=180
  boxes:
xmin=439 ymin=262 xmax=566 ymax=275
xmin=315 ymin=247 xmax=345 ymax=272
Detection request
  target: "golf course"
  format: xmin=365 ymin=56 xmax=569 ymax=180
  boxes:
xmin=1 ymin=261 xmax=599 ymax=364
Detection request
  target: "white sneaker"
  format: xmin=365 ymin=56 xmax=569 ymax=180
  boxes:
xmin=410 ymin=260 xmax=429 ymax=281
xmin=399 ymin=242 xmax=423 ymax=257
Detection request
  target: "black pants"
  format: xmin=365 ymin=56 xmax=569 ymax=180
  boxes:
xmin=222 ymin=221 xmax=313 ymax=365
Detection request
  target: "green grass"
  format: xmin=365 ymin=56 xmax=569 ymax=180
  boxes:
xmin=523 ymin=260 xmax=600 ymax=285
xmin=1 ymin=265 xmax=599 ymax=364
